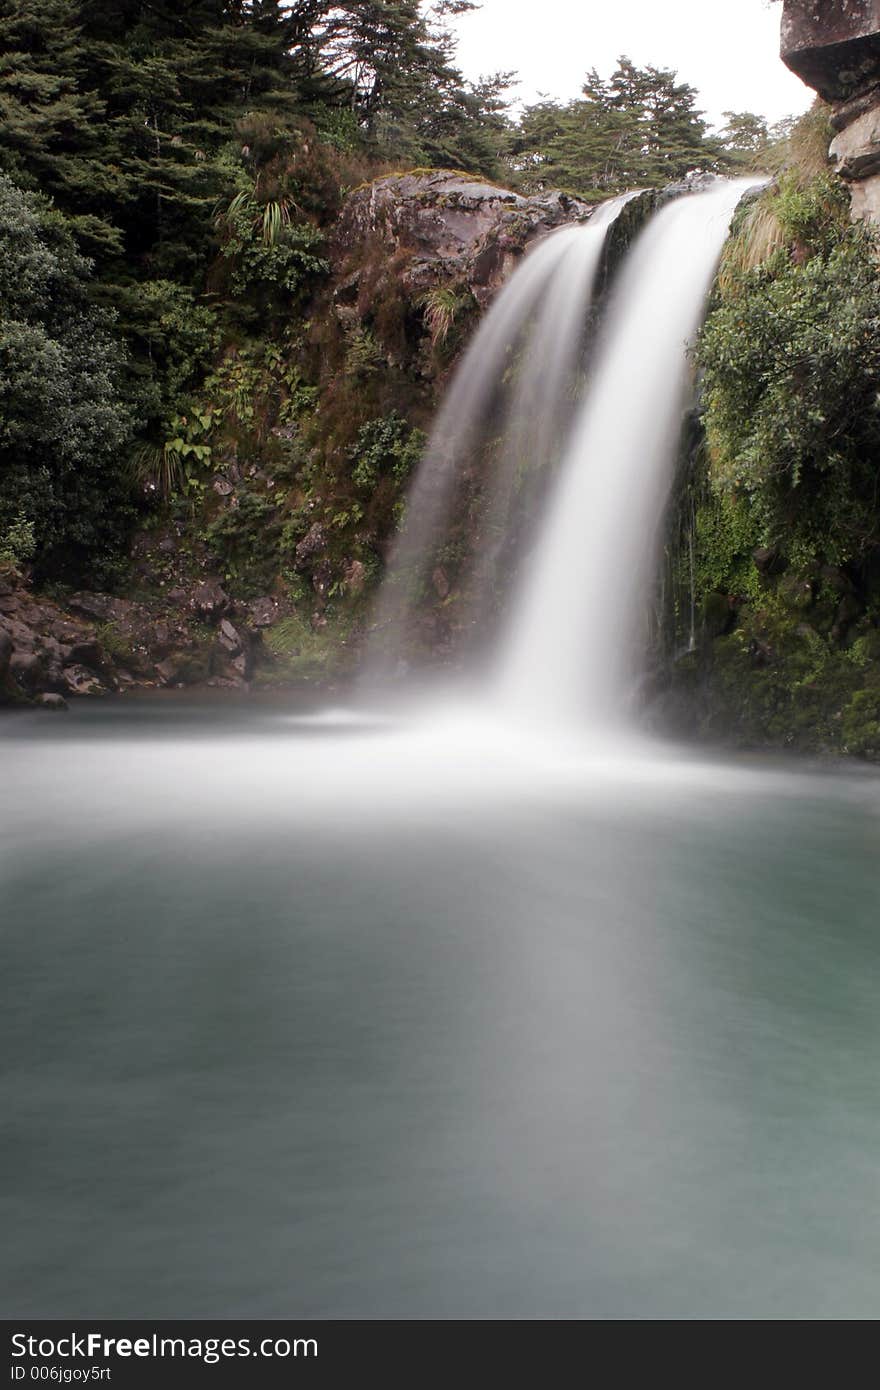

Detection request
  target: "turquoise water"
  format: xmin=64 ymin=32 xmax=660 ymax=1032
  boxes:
xmin=2 ymin=701 xmax=880 ymax=1318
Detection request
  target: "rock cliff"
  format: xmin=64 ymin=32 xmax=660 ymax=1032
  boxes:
xmin=333 ymin=172 xmax=590 ymax=311
xmin=782 ymin=0 xmax=880 ymax=218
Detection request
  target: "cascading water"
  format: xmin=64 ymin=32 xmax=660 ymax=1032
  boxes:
xmin=11 ymin=177 xmax=880 ymax=1326
xmin=365 ymin=192 xmax=638 ymax=678
xmin=497 ymin=179 xmax=760 ymax=727
xmin=464 ymin=192 xmax=643 ymax=648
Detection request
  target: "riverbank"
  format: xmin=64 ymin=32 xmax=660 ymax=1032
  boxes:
xmin=0 ymin=569 xmax=360 ymax=710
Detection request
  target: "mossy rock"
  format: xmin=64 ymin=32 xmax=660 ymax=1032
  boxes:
xmin=702 ymin=590 xmax=732 ymax=638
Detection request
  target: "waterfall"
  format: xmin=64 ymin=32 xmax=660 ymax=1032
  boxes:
xmin=497 ymin=178 xmax=760 ymax=728
xmin=364 ymin=177 xmax=759 ymax=728
xmin=365 ymin=193 xmax=638 ymax=678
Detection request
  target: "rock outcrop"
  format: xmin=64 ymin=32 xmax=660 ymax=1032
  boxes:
xmin=333 ymin=170 xmax=591 ymax=312
xmin=782 ymin=1 xmax=880 ymax=219
xmin=0 ymin=573 xmax=277 ymax=707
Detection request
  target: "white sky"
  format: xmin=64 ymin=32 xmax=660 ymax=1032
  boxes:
xmin=448 ymin=0 xmax=813 ymax=128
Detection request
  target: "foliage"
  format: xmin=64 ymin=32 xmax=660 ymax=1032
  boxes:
xmin=215 ymin=187 xmax=329 ymax=303
xmin=126 ymin=280 xmax=220 ymax=413
xmin=699 ymin=210 xmax=880 ymax=566
xmin=419 ymin=286 xmax=471 ymax=347
xmin=309 ymin=2 xmax=514 ymax=175
xmin=259 ymin=609 xmax=352 ymax=683
xmin=0 ymin=514 xmax=36 ymax=574
xmin=716 ymin=111 xmax=774 ymax=170
xmin=203 ymin=489 xmax=282 ymax=595
xmin=343 ymin=324 xmax=385 ymax=377
xmin=0 ymin=174 xmax=137 ymax=581
xmin=508 ymin=56 xmax=725 ymax=198
xmin=349 ymin=412 xmax=425 ymax=493
xmin=662 ymin=112 xmax=880 ymax=758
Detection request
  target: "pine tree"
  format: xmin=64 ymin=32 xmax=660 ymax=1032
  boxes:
xmin=307 ymin=1 xmax=510 ymax=172
xmin=510 ymin=57 xmax=726 ymax=199
xmin=0 ymin=0 xmax=122 ymax=256
xmin=717 ymin=111 xmax=773 ymax=169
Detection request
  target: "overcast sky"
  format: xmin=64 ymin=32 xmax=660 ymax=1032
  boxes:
xmin=448 ymin=0 xmax=813 ymax=128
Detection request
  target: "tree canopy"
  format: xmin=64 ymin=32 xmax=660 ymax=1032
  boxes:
xmin=506 ymin=56 xmax=770 ymax=199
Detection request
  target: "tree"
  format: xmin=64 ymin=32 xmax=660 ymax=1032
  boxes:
xmin=509 ymin=56 xmax=725 ymax=199
xmin=0 ymin=0 xmax=122 ymax=258
xmin=717 ymin=111 xmax=773 ymax=169
xmin=0 ymin=175 xmax=137 ymax=581
xmin=304 ymin=1 xmax=511 ymax=173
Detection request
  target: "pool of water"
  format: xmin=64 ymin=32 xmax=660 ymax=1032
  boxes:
xmin=2 ymin=699 xmax=879 ymax=1318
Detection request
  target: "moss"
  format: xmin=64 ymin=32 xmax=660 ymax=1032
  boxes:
xmin=176 ymin=648 xmax=213 ymax=684
xmin=95 ymin=621 xmax=131 ymax=664
xmin=258 ymin=611 xmax=355 ymax=685
xmin=668 ymin=601 xmax=880 ymax=759
xmin=841 ymin=689 xmax=880 ymax=757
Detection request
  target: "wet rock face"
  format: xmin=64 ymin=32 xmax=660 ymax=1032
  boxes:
xmin=334 ymin=171 xmax=591 ymax=310
xmin=782 ymin=1 xmax=880 ymax=219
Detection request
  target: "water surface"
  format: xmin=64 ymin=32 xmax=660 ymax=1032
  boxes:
xmin=2 ymin=700 xmax=879 ymax=1318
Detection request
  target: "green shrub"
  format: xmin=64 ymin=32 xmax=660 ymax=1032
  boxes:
xmin=698 ymin=213 xmax=880 ymax=569
xmin=126 ymin=280 xmax=220 ymax=411
xmin=216 ymin=190 xmax=328 ymax=303
xmin=203 ymin=490 xmax=281 ymax=596
xmin=349 ymin=412 xmax=425 ymax=493
xmin=0 ymin=174 xmax=137 ymax=582
xmin=0 ymin=513 xmax=36 ymax=573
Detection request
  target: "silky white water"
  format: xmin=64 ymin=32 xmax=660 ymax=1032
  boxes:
xmin=498 ymin=179 xmax=761 ymax=726
xmin=366 ymin=193 xmax=637 ymax=676
xmin=4 ymin=700 xmax=880 ymax=1319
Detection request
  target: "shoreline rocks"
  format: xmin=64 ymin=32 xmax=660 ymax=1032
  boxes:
xmin=0 ymin=574 xmax=283 ymax=709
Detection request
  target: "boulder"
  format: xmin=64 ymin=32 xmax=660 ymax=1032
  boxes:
xmin=156 ymin=649 xmax=212 ymax=686
xmin=752 ymin=545 xmax=787 ymax=577
xmin=36 ymin=693 xmax=68 ymax=712
xmin=247 ymin=596 xmax=278 ymax=628
xmin=10 ymin=650 xmax=43 ymax=693
xmin=831 ymin=103 xmax=880 ymax=179
xmin=217 ymin=619 xmax=243 ymax=654
xmin=334 ymin=171 xmax=592 ymax=312
xmin=67 ymin=592 xmax=133 ymax=623
xmin=781 ymin=2 xmax=880 ymax=103
xmin=189 ymin=579 xmax=230 ymax=623
xmin=343 ymin=560 xmax=367 ymax=596
xmin=295 ymin=523 xmax=327 ymax=569
xmin=206 ymin=674 xmax=247 ymax=690
xmin=61 ymin=664 xmax=105 ymax=697
xmin=0 ymin=573 xmax=251 ymax=701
